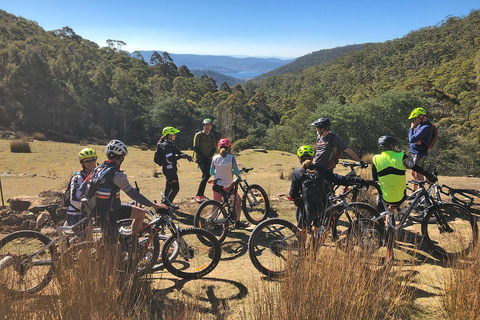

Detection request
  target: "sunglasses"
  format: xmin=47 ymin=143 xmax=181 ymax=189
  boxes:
xmin=82 ymin=158 xmax=97 ymax=163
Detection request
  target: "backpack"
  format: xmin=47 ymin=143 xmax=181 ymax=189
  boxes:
xmin=422 ymin=123 xmax=438 ymax=151
xmin=154 ymin=143 xmax=165 ymax=166
xmin=301 ymin=171 xmax=328 ymax=220
xmin=61 ymin=171 xmax=82 ymax=208
xmin=79 ymin=167 xmax=113 ymax=216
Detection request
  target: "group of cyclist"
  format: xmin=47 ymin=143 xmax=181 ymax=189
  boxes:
xmin=289 ymin=108 xmax=437 ymax=250
xmin=66 ymin=108 xmax=437 ymax=254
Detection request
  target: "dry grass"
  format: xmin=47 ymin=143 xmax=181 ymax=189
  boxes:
xmin=249 ymin=248 xmax=416 ymax=320
xmin=10 ymin=140 xmax=31 ymax=153
xmin=32 ymin=133 xmax=46 ymax=141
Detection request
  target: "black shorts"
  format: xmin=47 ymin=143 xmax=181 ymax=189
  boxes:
xmin=163 ymin=168 xmax=179 ymax=182
xmin=98 ymin=204 xmax=133 ymax=243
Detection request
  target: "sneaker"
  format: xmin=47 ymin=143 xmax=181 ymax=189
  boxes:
xmin=234 ymin=221 xmax=249 ymax=229
xmin=195 ymin=196 xmax=204 ymax=203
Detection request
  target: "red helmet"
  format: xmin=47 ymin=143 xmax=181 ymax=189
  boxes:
xmin=218 ymin=138 xmax=231 ymax=149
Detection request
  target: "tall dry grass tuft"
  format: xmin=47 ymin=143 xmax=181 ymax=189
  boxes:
xmin=443 ymin=248 xmax=480 ymax=319
xmin=250 ymin=247 xmax=416 ymax=320
xmin=32 ymin=132 xmax=46 ymax=141
xmin=10 ymin=139 xmax=31 ymax=153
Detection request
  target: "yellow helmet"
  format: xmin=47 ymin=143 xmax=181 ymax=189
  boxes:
xmin=408 ymin=107 xmax=426 ymax=119
xmin=162 ymin=126 xmax=180 ymax=136
xmin=297 ymin=145 xmax=314 ymax=158
xmin=78 ymin=148 xmax=97 ymax=161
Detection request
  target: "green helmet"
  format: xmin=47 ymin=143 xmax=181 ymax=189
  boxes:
xmin=203 ymin=118 xmax=213 ymax=125
xmin=78 ymin=148 xmax=97 ymax=161
xmin=297 ymin=145 xmax=314 ymax=158
xmin=408 ymin=107 xmax=426 ymax=119
xmin=162 ymin=126 xmax=180 ymax=136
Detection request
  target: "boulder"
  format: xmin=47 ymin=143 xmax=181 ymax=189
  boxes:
xmin=36 ymin=212 xmax=50 ymax=228
xmin=9 ymin=198 xmax=31 ymax=211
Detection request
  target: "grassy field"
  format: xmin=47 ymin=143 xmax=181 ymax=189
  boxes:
xmin=1 ymin=138 xmax=480 ymax=319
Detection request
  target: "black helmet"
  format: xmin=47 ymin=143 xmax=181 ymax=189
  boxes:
xmin=311 ymin=117 xmax=331 ymax=129
xmin=378 ymin=135 xmax=397 ymax=149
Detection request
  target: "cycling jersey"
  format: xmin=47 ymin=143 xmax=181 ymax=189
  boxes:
xmin=67 ymin=170 xmax=88 ymax=215
xmin=193 ymin=131 xmax=216 ymax=162
xmin=313 ymin=132 xmax=348 ymax=169
xmin=409 ymin=119 xmax=433 ymax=156
xmin=372 ymin=151 xmax=408 ymax=203
xmin=210 ymin=153 xmax=240 ymax=187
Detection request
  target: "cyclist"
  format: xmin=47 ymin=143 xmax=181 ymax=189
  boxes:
xmin=311 ymin=117 xmax=363 ymax=170
xmin=87 ymin=140 xmax=167 ymax=242
xmin=210 ymin=138 xmax=248 ymax=229
xmin=193 ymin=118 xmax=217 ymax=203
xmin=157 ymin=126 xmax=193 ymax=202
xmin=289 ymin=145 xmax=368 ymax=237
xmin=66 ymin=148 xmax=97 ymax=228
xmin=408 ymin=107 xmax=434 ymax=191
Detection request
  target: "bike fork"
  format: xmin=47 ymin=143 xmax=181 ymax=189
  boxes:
xmin=384 ymin=212 xmax=395 ymax=263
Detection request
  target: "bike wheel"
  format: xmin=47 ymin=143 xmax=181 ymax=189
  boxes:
xmin=449 ymin=189 xmax=480 ymax=216
xmin=0 ymin=231 xmax=55 ymax=295
xmin=193 ymin=199 xmax=229 ymax=244
xmin=248 ymin=218 xmax=302 ymax=278
xmin=151 ymin=234 xmax=178 ymax=272
xmin=342 ymin=202 xmax=383 ymax=253
xmin=161 ymin=228 xmax=221 ymax=279
xmin=422 ymin=203 xmax=478 ymax=259
xmin=242 ymin=184 xmax=270 ymax=224
xmin=117 ymin=219 xmax=160 ymax=276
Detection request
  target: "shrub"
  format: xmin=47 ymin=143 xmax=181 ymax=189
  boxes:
xmin=32 ymin=132 xmax=46 ymax=141
xmin=232 ymin=137 xmax=253 ymax=153
xmin=10 ymin=140 xmax=31 ymax=153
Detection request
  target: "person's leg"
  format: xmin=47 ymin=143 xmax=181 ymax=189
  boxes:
xmin=166 ymin=181 xmax=179 ymax=202
xmin=196 ymin=161 xmax=211 ymax=197
xmin=129 ymin=206 xmax=146 ymax=235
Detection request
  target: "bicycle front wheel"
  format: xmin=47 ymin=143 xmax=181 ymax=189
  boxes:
xmin=151 ymin=235 xmax=178 ymax=272
xmin=248 ymin=218 xmax=302 ymax=278
xmin=242 ymin=184 xmax=270 ymax=224
xmin=342 ymin=202 xmax=383 ymax=253
xmin=162 ymin=228 xmax=221 ymax=279
xmin=422 ymin=203 xmax=478 ymax=259
xmin=449 ymin=189 xmax=480 ymax=216
xmin=193 ymin=199 xmax=229 ymax=244
xmin=0 ymin=231 xmax=55 ymax=295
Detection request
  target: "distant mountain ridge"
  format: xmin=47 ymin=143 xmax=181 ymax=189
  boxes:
xmin=253 ymin=44 xmax=366 ymax=81
xmin=135 ymin=51 xmax=294 ymax=75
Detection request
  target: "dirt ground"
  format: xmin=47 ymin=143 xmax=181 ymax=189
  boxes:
xmin=1 ymin=139 xmax=480 ymax=319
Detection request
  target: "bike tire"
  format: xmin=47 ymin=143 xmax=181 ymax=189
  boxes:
xmin=193 ymin=199 xmax=229 ymax=244
xmin=422 ymin=203 xmax=478 ymax=259
xmin=0 ymin=231 xmax=55 ymax=295
xmin=151 ymin=234 xmax=178 ymax=272
xmin=117 ymin=219 xmax=161 ymax=276
xmin=161 ymin=228 xmax=221 ymax=279
xmin=449 ymin=189 xmax=480 ymax=216
xmin=248 ymin=218 xmax=301 ymax=278
xmin=242 ymin=184 xmax=270 ymax=224
xmin=342 ymin=202 xmax=383 ymax=253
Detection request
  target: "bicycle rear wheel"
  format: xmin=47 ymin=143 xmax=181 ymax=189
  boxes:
xmin=161 ymin=228 xmax=221 ymax=279
xmin=422 ymin=203 xmax=478 ymax=259
xmin=193 ymin=199 xmax=229 ymax=244
xmin=242 ymin=184 xmax=270 ymax=224
xmin=449 ymin=189 xmax=480 ymax=216
xmin=342 ymin=202 xmax=383 ymax=253
xmin=248 ymin=218 xmax=302 ymax=278
xmin=0 ymin=231 xmax=55 ymax=295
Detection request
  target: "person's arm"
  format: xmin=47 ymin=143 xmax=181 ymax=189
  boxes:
xmin=324 ymin=166 xmax=365 ymax=186
xmin=232 ymin=156 xmax=240 ymax=177
xmin=372 ymin=163 xmax=379 ymax=182
xmin=69 ymin=173 xmax=83 ymax=210
xmin=193 ymin=133 xmax=204 ymax=161
xmin=403 ymin=157 xmax=437 ymax=182
xmin=113 ymin=172 xmax=153 ymax=207
xmin=209 ymin=159 xmax=216 ymax=176
xmin=409 ymin=124 xmax=431 ymax=144
xmin=344 ymin=147 xmax=361 ymax=162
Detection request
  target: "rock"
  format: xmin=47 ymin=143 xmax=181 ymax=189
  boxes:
xmin=9 ymin=198 xmax=31 ymax=211
xmin=2 ymin=214 xmax=20 ymax=225
xmin=40 ymin=227 xmax=56 ymax=237
xmin=36 ymin=212 xmax=50 ymax=228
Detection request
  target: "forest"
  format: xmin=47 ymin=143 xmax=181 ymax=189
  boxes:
xmin=0 ymin=9 xmax=479 ymax=176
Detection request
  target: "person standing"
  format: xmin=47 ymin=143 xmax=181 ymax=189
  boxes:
xmin=193 ymin=118 xmax=217 ymax=203
xmin=157 ymin=126 xmax=193 ymax=202
xmin=408 ymin=107 xmax=434 ymax=191
xmin=311 ymin=117 xmax=363 ymax=170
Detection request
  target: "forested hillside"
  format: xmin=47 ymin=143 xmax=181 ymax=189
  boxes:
xmin=253 ymin=44 xmax=365 ymax=81
xmin=0 ymin=9 xmax=479 ymax=175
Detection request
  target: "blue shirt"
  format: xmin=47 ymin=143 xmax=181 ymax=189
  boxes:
xmin=409 ymin=119 xmax=433 ymax=156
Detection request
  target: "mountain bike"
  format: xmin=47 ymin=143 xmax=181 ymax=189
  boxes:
xmin=66 ymin=193 xmax=222 ymax=280
xmin=0 ymin=204 xmax=101 ymax=295
xmin=337 ymin=161 xmax=372 ymax=204
xmin=193 ymin=167 xmax=269 ymax=244
xmin=367 ymin=180 xmax=478 ymax=262
xmin=247 ymin=185 xmax=381 ymax=278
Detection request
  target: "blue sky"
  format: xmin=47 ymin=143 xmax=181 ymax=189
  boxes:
xmin=1 ymin=0 xmax=479 ymax=58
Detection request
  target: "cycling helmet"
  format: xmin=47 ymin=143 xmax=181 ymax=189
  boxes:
xmin=311 ymin=117 xmax=331 ymax=129
xmin=162 ymin=126 xmax=180 ymax=136
xmin=408 ymin=107 xmax=426 ymax=119
xmin=378 ymin=135 xmax=397 ymax=149
xmin=78 ymin=148 xmax=97 ymax=161
xmin=202 ymin=118 xmax=213 ymax=125
xmin=297 ymin=145 xmax=314 ymax=158
xmin=105 ymin=139 xmax=128 ymax=156
xmin=218 ymin=138 xmax=232 ymax=149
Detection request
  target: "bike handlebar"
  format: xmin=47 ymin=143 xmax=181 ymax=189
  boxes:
xmin=339 ymin=161 xmax=368 ymax=169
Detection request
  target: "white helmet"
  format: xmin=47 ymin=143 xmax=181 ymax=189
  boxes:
xmin=105 ymin=139 xmax=128 ymax=156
